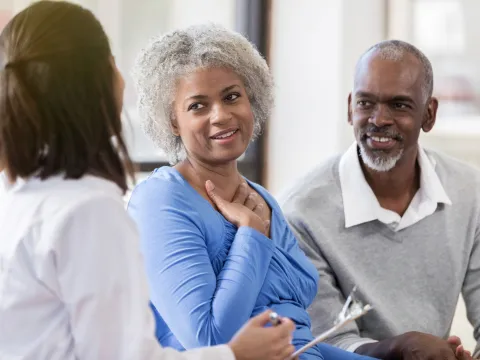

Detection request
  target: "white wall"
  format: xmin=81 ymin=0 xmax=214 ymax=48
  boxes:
xmin=267 ymin=0 xmax=385 ymax=195
xmin=168 ymin=0 xmax=235 ymax=30
xmin=267 ymin=0 xmax=342 ymax=195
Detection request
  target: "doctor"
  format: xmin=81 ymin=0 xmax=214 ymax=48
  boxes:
xmin=0 ymin=2 xmax=295 ymax=360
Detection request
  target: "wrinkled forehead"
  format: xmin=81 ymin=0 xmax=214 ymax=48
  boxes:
xmin=353 ymin=52 xmax=425 ymax=100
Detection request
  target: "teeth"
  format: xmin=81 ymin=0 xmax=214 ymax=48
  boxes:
xmin=214 ymin=130 xmax=236 ymax=139
xmin=371 ymin=136 xmax=392 ymax=143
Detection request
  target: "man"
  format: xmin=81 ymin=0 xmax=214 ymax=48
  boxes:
xmin=281 ymin=40 xmax=480 ymax=360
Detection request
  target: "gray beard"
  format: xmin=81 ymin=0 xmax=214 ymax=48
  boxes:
xmin=359 ymin=143 xmax=403 ymax=172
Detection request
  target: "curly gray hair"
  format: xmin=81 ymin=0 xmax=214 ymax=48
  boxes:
xmin=132 ymin=23 xmax=274 ymax=164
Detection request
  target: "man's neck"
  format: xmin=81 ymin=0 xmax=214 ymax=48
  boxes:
xmin=176 ymin=157 xmax=243 ymax=202
xmin=360 ymin=147 xmax=420 ymax=216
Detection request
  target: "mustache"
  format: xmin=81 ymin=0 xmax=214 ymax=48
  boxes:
xmin=360 ymin=125 xmax=403 ymax=141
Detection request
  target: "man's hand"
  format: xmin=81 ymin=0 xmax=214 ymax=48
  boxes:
xmin=448 ymin=335 xmax=473 ymax=360
xmin=356 ymin=332 xmax=461 ymax=360
xmin=392 ymin=332 xmax=471 ymax=360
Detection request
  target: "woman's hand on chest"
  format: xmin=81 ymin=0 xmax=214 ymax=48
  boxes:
xmin=206 ymin=180 xmax=271 ymax=237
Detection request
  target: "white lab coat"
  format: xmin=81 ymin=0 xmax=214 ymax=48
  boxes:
xmin=0 ymin=170 xmax=11 ymax=195
xmin=0 ymin=174 xmax=234 ymax=360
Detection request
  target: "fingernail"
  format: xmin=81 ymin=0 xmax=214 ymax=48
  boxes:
xmin=205 ymin=180 xmax=215 ymax=191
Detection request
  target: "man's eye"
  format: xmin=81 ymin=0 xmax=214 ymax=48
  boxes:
xmin=357 ymin=100 xmax=372 ymax=108
xmin=393 ymin=103 xmax=408 ymax=109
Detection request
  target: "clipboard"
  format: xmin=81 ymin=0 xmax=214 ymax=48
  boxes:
xmin=289 ymin=286 xmax=373 ymax=359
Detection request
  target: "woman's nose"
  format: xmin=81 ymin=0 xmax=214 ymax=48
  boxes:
xmin=210 ymin=102 xmax=231 ymax=124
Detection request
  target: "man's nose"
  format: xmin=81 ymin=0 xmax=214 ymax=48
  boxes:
xmin=368 ymin=104 xmax=394 ymax=127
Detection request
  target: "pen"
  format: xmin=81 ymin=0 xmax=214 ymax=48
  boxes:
xmin=269 ymin=312 xmax=281 ymax=326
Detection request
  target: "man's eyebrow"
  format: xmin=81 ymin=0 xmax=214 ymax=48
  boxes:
xmin=389 ymin=95 xmax=415 ymax=104
xmin=354 ymin=91 xmax=416 ymax=104
xmin=354 ymin=91 xmax=376 ymax=99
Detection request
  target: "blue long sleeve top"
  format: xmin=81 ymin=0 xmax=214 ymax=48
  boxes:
xmin=128 ymin=167 xmax=376 ymax=360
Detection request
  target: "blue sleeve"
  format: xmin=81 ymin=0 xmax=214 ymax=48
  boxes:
xmin=127 ymin=178 xmax=275 ymax=348
xmin=294 ymin=327 xmax=378 ymax=360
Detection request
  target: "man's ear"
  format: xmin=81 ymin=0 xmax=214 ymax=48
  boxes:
xmin=347 ymin=93 xmax=353 ymax=125
xmin=422 ymin=97 xmax=438 ymax=133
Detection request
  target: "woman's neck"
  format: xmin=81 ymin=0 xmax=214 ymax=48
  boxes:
xmin=175 ymin=157 xmax=243 ymax=202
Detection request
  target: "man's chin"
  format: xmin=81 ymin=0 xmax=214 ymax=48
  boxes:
xmin=359 ymin=143 xmax=403 ymax=172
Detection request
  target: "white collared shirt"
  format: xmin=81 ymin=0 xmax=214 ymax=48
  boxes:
xmin=339 ymin=143 xmax=452 ymax=231
xmin=0 ymin=170 xmax=12 ymax=195
xmin=0 ymin=175 xmax=234 ymax=360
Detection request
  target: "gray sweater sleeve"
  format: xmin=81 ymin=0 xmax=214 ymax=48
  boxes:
xmin=285 ymin=213 xmax=377 ymax=352
xmin=463 ymin=223 xmax=480 ymax=358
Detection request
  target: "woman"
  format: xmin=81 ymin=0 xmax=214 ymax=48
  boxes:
xmin=0 ymin=2 xmax=296 ymax=360
xmin=129 ymin=24 xmax=377 ymax=360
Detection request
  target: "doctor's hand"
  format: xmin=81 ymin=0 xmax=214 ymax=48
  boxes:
xmin=206 ymin=180 xmax=270 ymax=237
xmin=228 ymin=310 xmax=295 ymax=360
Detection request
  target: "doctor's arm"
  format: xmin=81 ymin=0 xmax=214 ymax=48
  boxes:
xmin=51 ymin=196 xmax=242 ymax=360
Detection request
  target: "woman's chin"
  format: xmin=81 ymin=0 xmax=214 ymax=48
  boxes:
xmin=208 ymin=149 xmax=246 ymax=165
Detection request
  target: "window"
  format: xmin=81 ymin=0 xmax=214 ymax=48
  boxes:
xmin=412 ymin=0 xmax=479 ymax=120
xmin=388 ymin=0 xmax=480 ymax=168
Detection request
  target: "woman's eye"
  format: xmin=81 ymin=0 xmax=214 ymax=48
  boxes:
xmin=225 ymin=93 xmax=240 ymax=102
xmin=188 ymin=103 xmax=205 ymax=111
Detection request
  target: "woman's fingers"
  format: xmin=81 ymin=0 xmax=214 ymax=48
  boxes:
xmin=232 ymin=182 xmax=249 ymax=204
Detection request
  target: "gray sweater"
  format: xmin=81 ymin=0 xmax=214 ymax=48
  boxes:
xmin=280 ymin=150 xmax=480 ymax=356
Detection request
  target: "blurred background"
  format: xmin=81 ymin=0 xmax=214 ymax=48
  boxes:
xmin=0 ymin=0 xmax=477 ymax=349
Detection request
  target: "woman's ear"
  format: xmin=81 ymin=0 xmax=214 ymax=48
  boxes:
xmin=171 ymin=118 xmax=180 ymax=136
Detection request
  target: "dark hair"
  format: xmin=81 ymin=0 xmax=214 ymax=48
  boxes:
xmin=0 ymin=0 xmax=134 ymax=192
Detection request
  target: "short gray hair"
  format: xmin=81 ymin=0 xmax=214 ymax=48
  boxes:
xmin=132 ymin=23 xmax=274 ymax=164
xmin=355 ymin=40 xmax=434 ymax=101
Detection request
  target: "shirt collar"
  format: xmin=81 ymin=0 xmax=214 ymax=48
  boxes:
xmin=339 ymin=142 xmax=451 ymax=228
xmin=12 ymin=173 xmax=123 ymax=198
xmin=416 ymin=146 xmax=451 ymax=206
